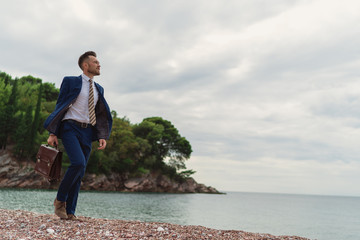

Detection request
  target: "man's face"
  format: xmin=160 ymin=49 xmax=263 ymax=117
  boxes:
xmin=85 ymin=56 xmax=100 ymax=76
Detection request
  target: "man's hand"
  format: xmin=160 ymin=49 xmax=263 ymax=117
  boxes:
xmin=98 ymin=139 xmax=107 ymax=150
xmin=47 ymin=134 xmax=58 ymax=147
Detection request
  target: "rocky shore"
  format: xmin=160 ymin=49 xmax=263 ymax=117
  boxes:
xmin=0 ymin=150 xmax=219 ymax=194
xmin=0 ymin=209 xmax=310 ymax=240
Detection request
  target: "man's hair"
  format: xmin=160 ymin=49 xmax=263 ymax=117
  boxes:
xmin=78 ymin=51 xmax=97 ymax=70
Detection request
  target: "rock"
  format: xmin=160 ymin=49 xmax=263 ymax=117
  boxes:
xmin=121 ymin=172 xmax=221 ymax=193
xmin=0 ymin=155 xmax=12 ymax=166
xmin=157 ymin=226 xmax=165 ymax=231
xmin=46 ymin=228 xmax=55 ymax=234
xmin=39 ymin=224 xmax=46 ymax=230
xmin=0 ymin=149 xmax=221 ymax=194
xmin=124 ymin=178 xmax=143 ymax=189
xmin=135 ymin=177 xmax=156 ymax=192
xmin=0 ymin=166 xmax=12 ymax=177
xmin=156 ymin=175 xmax=173 ymax=192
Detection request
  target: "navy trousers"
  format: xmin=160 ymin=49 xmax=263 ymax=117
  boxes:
xmin=56 ymin=121 xmax=93 ymax=215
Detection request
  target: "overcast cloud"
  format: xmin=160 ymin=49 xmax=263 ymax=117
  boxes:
xmin=1 ymin=0 xmax=360 ymax=196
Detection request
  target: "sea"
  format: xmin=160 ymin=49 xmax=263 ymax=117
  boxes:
xmin=0 ymin=189 xmax=359 ymax=240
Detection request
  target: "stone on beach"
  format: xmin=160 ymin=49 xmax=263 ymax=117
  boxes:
xmin=157 ymin=226 xmax=165 ymax=231
xmin=0 ymin=208 xmax=310 ymax=240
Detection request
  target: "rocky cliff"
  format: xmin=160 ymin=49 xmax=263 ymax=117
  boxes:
xmin=0 ymin=150 xmax=220 ymax=194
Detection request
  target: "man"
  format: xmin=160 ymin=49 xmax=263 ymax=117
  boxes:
xmin=44 ymin=51 xmax=112 ymax=220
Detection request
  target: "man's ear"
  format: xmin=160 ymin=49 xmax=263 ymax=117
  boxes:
xmin=82 ymin=62 xmax=88 ymax=70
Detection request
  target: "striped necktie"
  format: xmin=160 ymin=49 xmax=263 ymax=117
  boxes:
xmin=89 ymin=79 xmax=96 ymax=126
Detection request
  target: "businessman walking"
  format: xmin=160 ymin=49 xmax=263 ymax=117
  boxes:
xmin=44 ymin=51 xmax=112 ymax=220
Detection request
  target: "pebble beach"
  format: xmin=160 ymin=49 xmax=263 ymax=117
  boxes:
xmin=0 ymin=208 xmax=310 ymax=240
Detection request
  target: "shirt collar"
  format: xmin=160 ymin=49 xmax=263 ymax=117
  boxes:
xmin=81 ymin=73 xmax=92 ymax=82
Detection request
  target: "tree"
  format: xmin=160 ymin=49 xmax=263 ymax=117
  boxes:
xmin=0 ymin=74 xmax=12 ymax=149
xmin=111 ymin=110 xmax=117 ymax=119
xmin=14 ymin=113 xmax=26 ymax=159
xmin=101 ymin=117 xmax=143 ymax=174
xmin=0 ymin=71 xmax=12 ymax=87
xmin=29 ymin=83 xmax=43 ymax=156
xmin=14 ymin=106 xmax=33 ymax=160
xmin=133 ymin=117 xmax=192 ymax=172
xmin=42 ymin=82 xmax=59 ymax=102
xmin=0 ymin=78 xmax=18 ymax=149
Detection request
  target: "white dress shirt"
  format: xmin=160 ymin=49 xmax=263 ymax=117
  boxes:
xmin=63 ymin=74 xmax=99 ymax=124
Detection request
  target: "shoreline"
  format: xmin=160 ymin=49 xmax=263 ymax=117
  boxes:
xmin=1 ymin=208 xmax=310 ymax=240
xmin=0 ymin=150 xmax=220 ymax=194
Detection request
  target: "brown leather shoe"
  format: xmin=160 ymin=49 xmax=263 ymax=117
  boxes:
xmin=67 ymin=214 xmax=77 ymax=220
xmin=67 ymin=214 xmax=83 ymax=222
xmin=54 ymin=198 xmax=68 ymax=219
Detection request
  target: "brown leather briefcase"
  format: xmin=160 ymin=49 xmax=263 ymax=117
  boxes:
xmin=35 ymin=144 xmax=63 ymax=182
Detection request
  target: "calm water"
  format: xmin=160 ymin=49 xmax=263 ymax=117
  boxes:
xmin=0 ymin=189 xmax=359 ymax=240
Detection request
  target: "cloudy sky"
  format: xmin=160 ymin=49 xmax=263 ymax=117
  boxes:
xmin=1 ymin=0 xmax=360 ymax=196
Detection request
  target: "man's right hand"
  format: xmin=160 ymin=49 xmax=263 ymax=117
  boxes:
xmin=47 ymin=134 xmax=58 ymax=147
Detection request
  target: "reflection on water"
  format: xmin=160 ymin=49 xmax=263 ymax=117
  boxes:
xmin=78 ymin=191 xmax=192 ymax=225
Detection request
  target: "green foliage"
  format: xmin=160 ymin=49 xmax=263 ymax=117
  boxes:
xmin=0 ymin=72 xmax=47 ymax=156
xmin=0 ymin=72 xmax=12 ymax=86
xmin=0 ymin=74 xmax=12 ymax=149
xmin=135 ymin=167 xmax=150 ymax=176
xmin=29 ymin=82 xmax=43 ymax=155
xmin=0 ymin=71 xmax=194 ymax=182
xmin=42 ymin=82 xmax=59 ymax=102
xmin=132 ymin=117 xmax=192 ymax=171
xmin=87 ymin=149 xmax=109 ymax=174
xmin=0 ymin=77 xmax=19 ymax=149
xmin=13 ymin=112 xmax=26 ymax=158
xmin=179 ymin=169 xmax=196 ymax=178
xmin=14 ymin=106 xmax=34 ymax=160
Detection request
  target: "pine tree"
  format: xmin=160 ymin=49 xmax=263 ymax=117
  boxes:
xmin=14 ymin=113 xmax=26 ymax=159
xmin=21 ymin=105 xmax=33 ymax=158
xmin=0 ymin=78 xmax=18 ymax=149
xmin=29 ymin=82 xmax=42 ymax=157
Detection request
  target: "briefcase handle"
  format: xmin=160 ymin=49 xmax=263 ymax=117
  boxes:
xmin=45 ymin=144 xmax=59 ymax=150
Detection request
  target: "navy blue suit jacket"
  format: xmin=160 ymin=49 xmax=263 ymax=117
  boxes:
xmin=44 ymin=75 xmax=113 ymax=141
